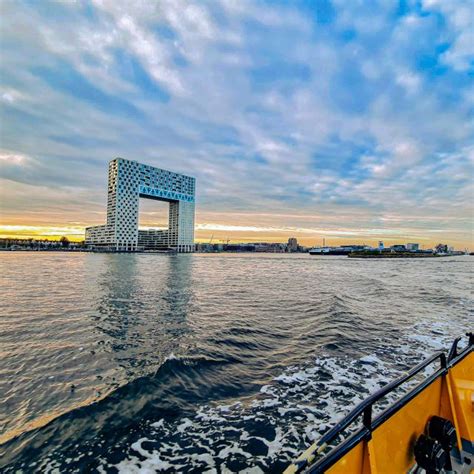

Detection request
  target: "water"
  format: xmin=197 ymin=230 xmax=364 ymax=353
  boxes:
xmin=0 ymin=253 xmax=472 ymax=472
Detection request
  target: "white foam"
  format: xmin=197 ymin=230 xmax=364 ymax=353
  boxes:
xmin=176 ymin=418 xmax=193 ymax=433
xmin=150 ymin=419 xmax=164 ymax=429
xmin=103 ymin=317 xmax=470 ymax=472
xmin=359 ymin=354 xmax=381 ymax=364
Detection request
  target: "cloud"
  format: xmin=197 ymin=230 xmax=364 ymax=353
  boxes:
xmin=421 ymin=0 xmax=474 ymax=72
xmin=0 ymin=0 xmax=473 ymax=246
xmin=0 ymin=150 xmax=30 ymax=165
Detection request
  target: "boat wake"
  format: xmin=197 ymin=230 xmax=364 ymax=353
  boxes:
xmin=95 ymin=322 xmax=460 ymax=473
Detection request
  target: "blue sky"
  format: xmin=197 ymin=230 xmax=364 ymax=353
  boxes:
xmin=0 ymin=0 xmax=473 ymax=247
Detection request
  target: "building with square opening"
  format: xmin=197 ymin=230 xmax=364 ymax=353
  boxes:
xmin=85 ymin=158 xmax=195 ymax=252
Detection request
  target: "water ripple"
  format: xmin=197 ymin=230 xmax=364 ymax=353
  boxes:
xmin=0 ymin=253 xmax=472 ymax=471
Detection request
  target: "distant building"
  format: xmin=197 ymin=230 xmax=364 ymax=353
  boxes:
xmin=406 ymin=243 xmax=419 ymax=251
xmin=196 ymin=243 xmax=214 ymax=252
xmin=85 ymin=158 xmax=195 ymax=252
xmin=391 ymin=244 xmax=406 ymax=252
xmin=378 ymin=241 xmax=384 ymax=251
xmin=435 ymin=243 xmax=449 ymax=254
xmin=287 ymin=237 xmax=298 ymax=252
xmin=308 ymin=244 xmax=368 ymax=255
xmin=138 ymin=229 xmax=170 ymax=251
xmin=255 ymin=243 xmax=286 ymax=253
xmin=0 ymin=238 xmax=85 ymax=251
xmin=224 ymin=244 xmax=255 ymax=252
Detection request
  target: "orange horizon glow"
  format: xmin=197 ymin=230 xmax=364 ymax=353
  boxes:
xmin=1 ymin=223 xmax=472 ymax=251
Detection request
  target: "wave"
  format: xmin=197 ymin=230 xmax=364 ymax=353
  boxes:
xmin=2 ymin=319 xmax=468 ymax=473
xmin=0 ymin=353 xmax=241 ymax=471
xmin=2 ymin=256 xmax=471 ymax=473
xmin=99 ymin=320 xmax=465 ymax=473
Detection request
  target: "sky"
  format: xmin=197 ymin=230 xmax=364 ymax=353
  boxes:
xmin=0 ymin=0 xmax=473 ymax=248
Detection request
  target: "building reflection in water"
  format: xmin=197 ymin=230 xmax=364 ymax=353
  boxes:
xmin=92 ymin=254 xmax=194 ymax=382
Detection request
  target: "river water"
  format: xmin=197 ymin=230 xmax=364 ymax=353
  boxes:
xmin=0 ymin=253 xmax=472 ymax=472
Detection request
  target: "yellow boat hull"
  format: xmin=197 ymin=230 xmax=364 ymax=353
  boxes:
xmin=286 ymin=335 xmax=473 ymax=473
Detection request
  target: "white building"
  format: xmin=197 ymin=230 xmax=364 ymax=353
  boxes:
xmin=86 ymin=158 xmax=195 ymax=252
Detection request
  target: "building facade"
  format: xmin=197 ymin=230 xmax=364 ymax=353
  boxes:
xmin=287 ymin=237 xmax=298 ymax=252
xmin=86 ymin=158 xmax=195 ymax=252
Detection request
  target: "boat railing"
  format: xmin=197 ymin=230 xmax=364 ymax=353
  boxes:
xmin=290 ymin=334 xmax=473 ymax=473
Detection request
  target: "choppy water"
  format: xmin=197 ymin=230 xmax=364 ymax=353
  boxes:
xmin=0 ymin=253 xmax=472 ymax=472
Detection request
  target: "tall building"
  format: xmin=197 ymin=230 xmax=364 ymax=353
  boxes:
xmin=86 ymin=158 xmax=195 ymax=252
xmin=287 ymin=237 xmax=298 ymax=252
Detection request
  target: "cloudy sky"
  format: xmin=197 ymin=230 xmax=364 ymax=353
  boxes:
xmin=1 ymin=0 xmax=473 ymax=248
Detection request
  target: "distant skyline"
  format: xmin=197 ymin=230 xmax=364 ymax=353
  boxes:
xmin=1 ymin=1 xmax=473 ymax=249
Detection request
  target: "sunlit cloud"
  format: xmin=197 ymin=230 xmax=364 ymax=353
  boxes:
xmin=196 ymin=223 xmax=416 ymax=236
xmin=0 ymin=225 xmax=86 ymax=240
xmin=0 ymin=151 xmax=29 ymax=165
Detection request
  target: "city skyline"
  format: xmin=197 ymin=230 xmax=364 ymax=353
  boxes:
xmin=1 ymin=1 xmax=473 ymax=249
